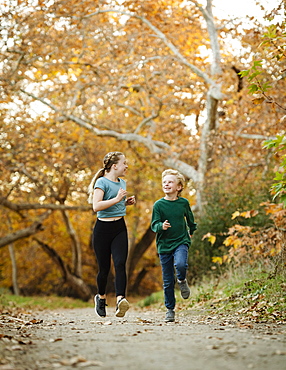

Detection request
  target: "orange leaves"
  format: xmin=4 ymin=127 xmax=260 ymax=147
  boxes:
xmin=261 ymin=201 xmax=284 ymax=214
xmin=212 ymin=203 xmax=285 ymax=267
xmin=231 ymin=210 xmax=259 ymax=220
xmin=227 ymin=224 xmax=252 ymax=235
xmin=223 ymin=235 xmax=242 ymax=249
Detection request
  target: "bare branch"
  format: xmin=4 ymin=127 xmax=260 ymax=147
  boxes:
xmin=116 ymin=102 xmax=141 ymax=116
xmin=80 ymin=9 xmax=215 ymax=87
xmin=0 ymin=197 xmax=92 ymax=212
xmin=0 ymin=211 xmax=51 ymax=249
xmin=19 ymin=89 xmax=199 ymax=182
xmin=222 ymin=132 xmax=276 ymax=140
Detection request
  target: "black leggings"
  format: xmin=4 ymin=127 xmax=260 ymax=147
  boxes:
xmin=92 ymin=218 xmax=128 ymax=297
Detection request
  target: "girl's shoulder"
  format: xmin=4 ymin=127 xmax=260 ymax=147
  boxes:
xmin=95 ymin=176 xmax=106 ymax=185
xmin=94 ymin=176 xmax=110 ymax=189
xmin=95 ymin=176 xmax=125 ymax=187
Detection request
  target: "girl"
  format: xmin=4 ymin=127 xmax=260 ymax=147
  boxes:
xmin=88 ymin=152 xmax=135 ymax=318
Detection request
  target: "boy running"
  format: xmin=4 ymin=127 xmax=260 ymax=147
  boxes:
xmin=151 ymin=169 xmax=197 ymax=322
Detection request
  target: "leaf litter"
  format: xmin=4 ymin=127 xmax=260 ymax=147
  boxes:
xmin=1 ymin=305 xmax=285 ymax=369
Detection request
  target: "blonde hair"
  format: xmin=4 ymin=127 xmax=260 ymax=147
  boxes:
xmin=87 ymin=152 xmax=124 ymax=204
xmin=162 ymin=169 xmax=185 ymax=196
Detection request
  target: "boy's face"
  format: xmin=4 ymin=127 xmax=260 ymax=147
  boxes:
xmin=162 ymin=174 xmax=182 ymax=195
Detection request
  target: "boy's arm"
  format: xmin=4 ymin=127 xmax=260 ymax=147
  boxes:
xmin=185 ymin=203 xmax=197 ymax=235
xmin=151 ymin=204 xmax=164 ymax=233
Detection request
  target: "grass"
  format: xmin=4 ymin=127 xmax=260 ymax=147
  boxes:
xmin=137 ymin=290 xmax=165 ymax=308
xmin=137 ymin=263 xmax=286 ymax=322
xmin=0 ymin=289 xmax=91 ymax=312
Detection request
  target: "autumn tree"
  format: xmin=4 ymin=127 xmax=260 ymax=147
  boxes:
xmin=1 ymin=0 xmax=285 ymax=296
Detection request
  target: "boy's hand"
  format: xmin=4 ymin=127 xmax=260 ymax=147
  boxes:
xmin=162 ymin=220 xmax=171 ymax=230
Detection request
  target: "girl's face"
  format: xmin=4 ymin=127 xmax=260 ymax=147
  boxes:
xmin=114 ymin=155 xmax=128 ymax=176
xmin=162 ymin=175 xmax=182 ymax=195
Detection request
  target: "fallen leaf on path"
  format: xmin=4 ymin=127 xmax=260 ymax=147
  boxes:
xmin=59 ymin=356 xmax=103 ymax=367
xmin=227 ymin=347 xmax=238 ymax=354
xmin=136 ymin=318 xmax=153 ymax=324
xmin=77 ymin=360 xmax=104 ymax=367
xmin=275 ymin=350 xmax=286 ymax=355
xmin=206 ymin=336 xmax=223 ymax=340
xmin=8 ymin=345 xmax=22 ymax=351
xmin=49 ymin=338 xmax=63 ymax=342
xmin=206 ymin=344 xmax=219 ymax=350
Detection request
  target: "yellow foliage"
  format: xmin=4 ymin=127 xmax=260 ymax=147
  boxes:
xmin=233 ymin=238 xmax=243 ymax=249
xmin=212 ymin=256 xmax=223 ymax=264
xmin=231 ymin=211 xmax=240 ymax=219
xmin=252 ymin=97 xmax=265 ymax=105
xmin=202 ymin=232 xmax=216 ymax=245
xmin=212 ymin=255 xmax=229 ymax=265
xmin=232 ymin=209 xmax=259 ymax=219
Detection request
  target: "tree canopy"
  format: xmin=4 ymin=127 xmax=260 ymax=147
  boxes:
xmin=1 ymin=0 xmax=285 ymax=298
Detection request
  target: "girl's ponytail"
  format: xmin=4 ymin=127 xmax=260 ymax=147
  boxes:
xmin=87 ymin=168 xmax=105 ymax=204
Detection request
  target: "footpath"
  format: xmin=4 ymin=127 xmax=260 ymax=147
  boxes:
xmin=0 ymin=306 xmax=286 ymax=370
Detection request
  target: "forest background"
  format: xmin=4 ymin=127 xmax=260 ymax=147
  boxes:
xmin=0 ymin=0 xmax=285 ymax=303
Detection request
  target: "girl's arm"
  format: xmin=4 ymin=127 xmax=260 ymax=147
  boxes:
xmin=93 ymin=187 xmax=127 ymax=213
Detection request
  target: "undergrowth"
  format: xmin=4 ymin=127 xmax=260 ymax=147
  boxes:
xmin=137 ymin=263 xmax=286 ymax=322
xmin=1 ymin=263 xmax=285 ymax=323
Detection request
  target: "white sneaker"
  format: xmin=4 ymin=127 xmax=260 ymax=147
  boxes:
xmin=115 ymin=298 xmax=129 ymax=317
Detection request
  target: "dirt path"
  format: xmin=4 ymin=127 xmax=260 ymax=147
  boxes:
xmin=1 ymin=305 xmax=285 ymax=370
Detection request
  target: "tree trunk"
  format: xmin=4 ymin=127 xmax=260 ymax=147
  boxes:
xmin=8 ymin=243 xmax=20 ymax=296
xmin=127 ymin=226 xmax=156 ymax=281
xmin=130 ymin=268 xmax=148 ymax=295
xmin=61 ymin=210 xmax=82 ymax=277
xmin=129 ymin=263 xmax=157 ymax=294
xmin=34 ymin=238 xmax=92 ymax=301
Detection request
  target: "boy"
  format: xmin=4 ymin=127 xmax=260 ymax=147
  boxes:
xmin=151 ymin=169 xmax=197 ymax=322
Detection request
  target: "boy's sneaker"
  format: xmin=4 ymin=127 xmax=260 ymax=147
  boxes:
xmin=115 ymin=297 xmax=129 ymax=317
xmin=94 ymin=294 xmax=107 ymax=317
xmin=165 ymin=309 xmax=175 ymax=322
xmin=178 ymin=279 xmax=190 ymax=299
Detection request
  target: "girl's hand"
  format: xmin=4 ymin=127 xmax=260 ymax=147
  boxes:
xmin=162 ymin=220 xmax=171 ymax=230
xmin=126 ymin=195 xmax=136 ymax=206
xmin=116 ymin=188 xmax=128 ymax=202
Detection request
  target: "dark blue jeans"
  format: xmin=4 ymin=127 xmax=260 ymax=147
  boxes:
xmin=159 ymin=244 xmax=189 ymax=310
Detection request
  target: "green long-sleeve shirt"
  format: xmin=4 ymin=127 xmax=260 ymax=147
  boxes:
xmin=151 ymin=197 xmax=197 ymax=254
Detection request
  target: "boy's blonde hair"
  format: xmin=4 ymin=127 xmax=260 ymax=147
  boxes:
xmin=162 ymin=169 xmax=185 ymax=196
xmin=87 ymin=151 xmax=124 ymax=204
